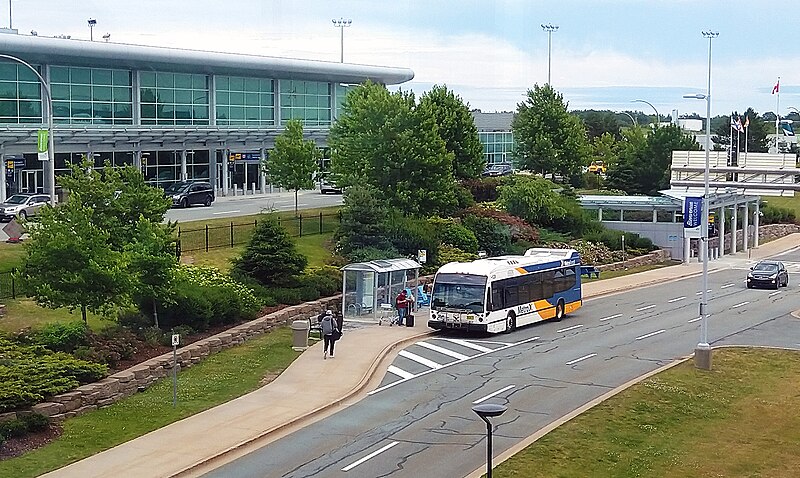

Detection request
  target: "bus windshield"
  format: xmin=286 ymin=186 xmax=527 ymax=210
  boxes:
xmin=432 ymin=274 xmax=487 ymax=313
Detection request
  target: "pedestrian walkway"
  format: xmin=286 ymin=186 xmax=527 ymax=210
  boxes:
xmin=42 ymin=234 xmax=800 ymax=478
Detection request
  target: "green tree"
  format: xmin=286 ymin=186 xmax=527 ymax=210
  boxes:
xmin=418 ymin=84 xmax=485 ymax=179
xmin=335 ymin=185 xmax=392 ymax=256
xmin=21 ymin=200 xmax=129 ymax=324
xmin=232 ymin=214 xmax=307 ymax=287
xmin=57 ymin=160 xmax=172 ymax=250
xmin=329 ymin=81 xmax=457 ymax=216
xmin=497 ymin=176 xmax=567 ymax=227
xmin=512 ymin=84 xmax=590 ymax=182
xmin=126 ymin=217 xmax=177 ymax=328
xmin=267 ymin=119 xmax=321 ymax=216
xmin=573 ymin=110 xmax=622 ymax=140
xmin=590 ymin=132 xmax=620 ymax=170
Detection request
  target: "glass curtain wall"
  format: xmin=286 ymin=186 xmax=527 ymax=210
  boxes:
xmin=0 ymin=61 xmax=42 ymax=123
xmin=50 ymin=66 xmax=133 ymax=124
xmin=140 ymin=72 xmax=209 ymax=125
xmin=279 ymin=80 xmax=331 ymax=126
xmin=215 ymin=76 xmax=275 ymax=126
xmin=479 ymin=131 xmax=514 ymax=165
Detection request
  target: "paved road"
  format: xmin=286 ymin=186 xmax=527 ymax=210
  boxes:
xmin=203 ymin=253 xmax=800 ymax=478
xmin=165 ymin=190 xmax=343 ymax=223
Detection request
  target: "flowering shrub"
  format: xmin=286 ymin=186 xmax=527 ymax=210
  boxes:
xmin=459 ymin=205 xmax=539 ymax=243
xmin=175 ymin=265 xmax=260 ymax=311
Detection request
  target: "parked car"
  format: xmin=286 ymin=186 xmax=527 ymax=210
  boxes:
xmin=0 ymin=193 xmax=50 ymax=222
xmin=164 ymin=181 xmax=215 ymax=208
xmin=746 ymin=260 xmax=788 ymax=289
xmin=482 ymin=163 xmax=514 ymax=177
xmin=320 ymin=179 xmax=342 ymax=194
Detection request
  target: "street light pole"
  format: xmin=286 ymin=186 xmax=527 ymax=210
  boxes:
xmin=331 ymin=18 xmax=352 ymax=63
xmin=621 ymin=111 xmax=638 ymax=127
xmin=631 ymin=99 xmax=659 ymax=127
xmin=472 ymin=403 xmax=507 ymax=478
xmin=682 ymin=30 xmax=718 ymax=370
xmin=541 ymin=24 xmax=558 ymax=85
xmin=0 ymin=54 xmax=56 ymax=206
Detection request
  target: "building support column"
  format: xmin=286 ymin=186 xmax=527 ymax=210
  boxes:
xmin=221 ymin=148 xmax=229 ymax=197
xmin=743 ymin=203 xmax=749 ymax=252
xmin=718 ymin=205 xmax=725 ymax=258
xmin=180 ymin=150 xmax=188 ymax=181
xmin=209 ymin=148 xmax=218 ymax=194
xmin=597 ymin=208 xmax=603 ymax=221
xmin=652 ymin=209 xmax=658 ymax=222
xmin=683 ymin=236 xmax=691 ymax=264
xmin=753 ymin=201 xmax=760 ymax=248
xmin=0 ymin=153 xmax=6 ymax=203
xmin=260 ymin=148 xmax=267 ymax=194
xmin=133 ymin=150 xmax=142 ymax=171
xmin=731 ymin=202 xmax=738 ymax=254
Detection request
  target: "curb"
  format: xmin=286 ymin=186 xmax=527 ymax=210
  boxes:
xmin=171 ymin=328 xmax=434 ymax=478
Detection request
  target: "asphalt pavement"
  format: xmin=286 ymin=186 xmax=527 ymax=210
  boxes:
xmin=39 ymin=233 xmax=800 ymax=478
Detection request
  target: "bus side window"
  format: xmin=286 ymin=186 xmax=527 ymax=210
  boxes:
xmin=492 ymin=286 xmax=503 ymax=311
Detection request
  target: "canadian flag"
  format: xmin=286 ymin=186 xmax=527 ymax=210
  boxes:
xmin=772 ymin=79 xmax=780 ymax=95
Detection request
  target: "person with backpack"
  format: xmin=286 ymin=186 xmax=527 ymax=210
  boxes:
xmin=394 ymin=289 xmax=408 ymax=326
xmin=320 ymin=310 xmax=340 ymax=359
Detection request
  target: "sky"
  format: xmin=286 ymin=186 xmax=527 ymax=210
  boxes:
xmin=6 ymin=0 xmax=799 ymax=120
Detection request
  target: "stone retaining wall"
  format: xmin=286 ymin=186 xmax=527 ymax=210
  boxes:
xmin=596 ymin=248 xmax=673 ymax=272
xmin=14 ymin=296 xmax=341 ymax=423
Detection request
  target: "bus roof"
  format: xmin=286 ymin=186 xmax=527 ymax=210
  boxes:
xmin=435 ymin=248 xmax=581 ymax=280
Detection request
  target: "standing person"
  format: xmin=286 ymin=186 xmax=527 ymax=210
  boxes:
xmin=394 ymin=289 xmax=408 ymax=326
xmin=320 ymin=310 xmax=339 ymax=359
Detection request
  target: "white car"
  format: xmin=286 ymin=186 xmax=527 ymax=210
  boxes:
xmin=320 ymin=179 xmax=342 ymax=194
xmin=0 ymin=194 xmax=50 ymax=222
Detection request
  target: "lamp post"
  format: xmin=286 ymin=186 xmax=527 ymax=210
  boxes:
xmin=541 ymin=23 xmax=558 ymax=85
xmin=331 ymin=18 xmax=352 ymax=63
xmin=683 ymin=29 xmax=718 ymax=371
xmin=88 ymin=18 xmax=97 ymax=41
xmin=0 ymin=54 xmax=55 ymax=206
xmin=631 ymin=99 xmax=659 ymax=127
xmin=472 ymin=403 xmax=507 ymax=478
xmin=621 ymin=111 xmax=638 ymax=127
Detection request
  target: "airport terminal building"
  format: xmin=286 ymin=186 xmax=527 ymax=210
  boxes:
xmin=0 ymin=32 xmax=413 ymax=201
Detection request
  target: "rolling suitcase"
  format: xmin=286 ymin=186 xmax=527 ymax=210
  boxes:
xmin=406 ymin=313 xmax=414 ymax=327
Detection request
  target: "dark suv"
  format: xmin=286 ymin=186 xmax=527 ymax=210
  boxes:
xmin=164 ymin=181 xmax=214 ymax=208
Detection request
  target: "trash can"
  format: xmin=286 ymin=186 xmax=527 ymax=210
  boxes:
xmin=290 ymin=320 xmax=310 ymax=351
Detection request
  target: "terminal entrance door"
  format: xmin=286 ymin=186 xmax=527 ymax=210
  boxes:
xmin=23 ymin=170 xmax=42 ymax=193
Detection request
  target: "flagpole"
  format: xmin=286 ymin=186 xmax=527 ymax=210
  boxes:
xmin=729 ymin=112 xmax=734 ymax=164
xmin=776 ymin=76 xmax=781 ymax=150
xmin=744 ymin=121 xmax=748 ymax=166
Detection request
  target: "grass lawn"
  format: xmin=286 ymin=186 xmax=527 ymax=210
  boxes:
xmin=492 ymin=348 xmax=800 ymax=478
xmin=0 ymin=298 xmax=109 ymax=334
xmin=762 ymin=196 xmax=800 ymax=219
xmin=0 ymin=327 xmax=299 ymax=478
xmin=0 ymin=242 xmax=25 ymax=272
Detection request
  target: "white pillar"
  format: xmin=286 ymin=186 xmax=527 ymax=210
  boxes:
xmin=180 ymin=150 xmax=188 ymax=181
xmin=243 ymin=158 xmax=248 ymax=194
xmin=684 ymin=236 xmax=691 ymax=263
xmin=221 ymin=148 xmax=229 ymax=196
xmin=731 ymin=203 xmax=738 ymax=254
xmin=0 ymin=153 xmax=6 ymax=202
xmin=743 ymin=203 xmax=749 ymax=251
xmin=133 ymin=150 xmax=142 ymax=171
xmin=260 ymin=148 xmax=267 ymax=194
xmin=598 ymin=208 xmax=603 ymax=221
xmin=753 ymin=201 xmax=760 ymax=248
xmin=652 ymin=209 xmax=658 ymax=222
xmin=718 ymin=205 xmax=725 ymax=258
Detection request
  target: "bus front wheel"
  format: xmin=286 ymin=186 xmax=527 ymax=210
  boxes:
xmin=505 ymin=313 xmax=516 ymax=333
xmin=555 ymin=300 xmax=565 ymax=321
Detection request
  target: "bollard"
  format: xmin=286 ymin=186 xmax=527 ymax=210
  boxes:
xmin=290 ymin=320 xmax=310 ymax=351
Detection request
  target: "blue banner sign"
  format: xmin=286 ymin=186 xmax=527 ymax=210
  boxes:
xmin=684 ymin=196 xmax=702 ymax=238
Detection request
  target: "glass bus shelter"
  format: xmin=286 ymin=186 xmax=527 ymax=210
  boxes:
xmin=341 ymin=258 xmax=421 ymax=322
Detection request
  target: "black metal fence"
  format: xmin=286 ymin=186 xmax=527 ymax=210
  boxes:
xmin=0 ymin=269 xmax=17 ymax=300
xmin=176 ymin=212 xmax=340 ymax=255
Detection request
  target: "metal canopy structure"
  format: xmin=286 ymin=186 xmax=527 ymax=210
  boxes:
xmin=341 ymin=258 xmax=421 ymax=322
xmin=0 ymin=125 xmax=331 ymax=155
xmin=670 ymin=151 xmax=799 ymax=196
xmin=580 ymin=189 xmax=762 ymax=263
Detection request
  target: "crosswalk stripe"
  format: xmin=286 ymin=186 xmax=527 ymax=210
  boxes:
xmin=398 ymin=350 xmax=443 ymax=369
xmin=415 ymin=341 xmax=470 ymax=360
xmin=438 ymin=338 xmax=493 ymax=353
xmin=387 ymin=365 xmax=414 ymax=380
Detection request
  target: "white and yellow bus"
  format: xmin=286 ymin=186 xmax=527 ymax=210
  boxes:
xmin=428 ymin=248 xmax=583 ymax=333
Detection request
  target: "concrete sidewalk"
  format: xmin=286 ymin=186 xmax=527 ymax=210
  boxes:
xmin=42 ymin=234 xmax=800 ymax=478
